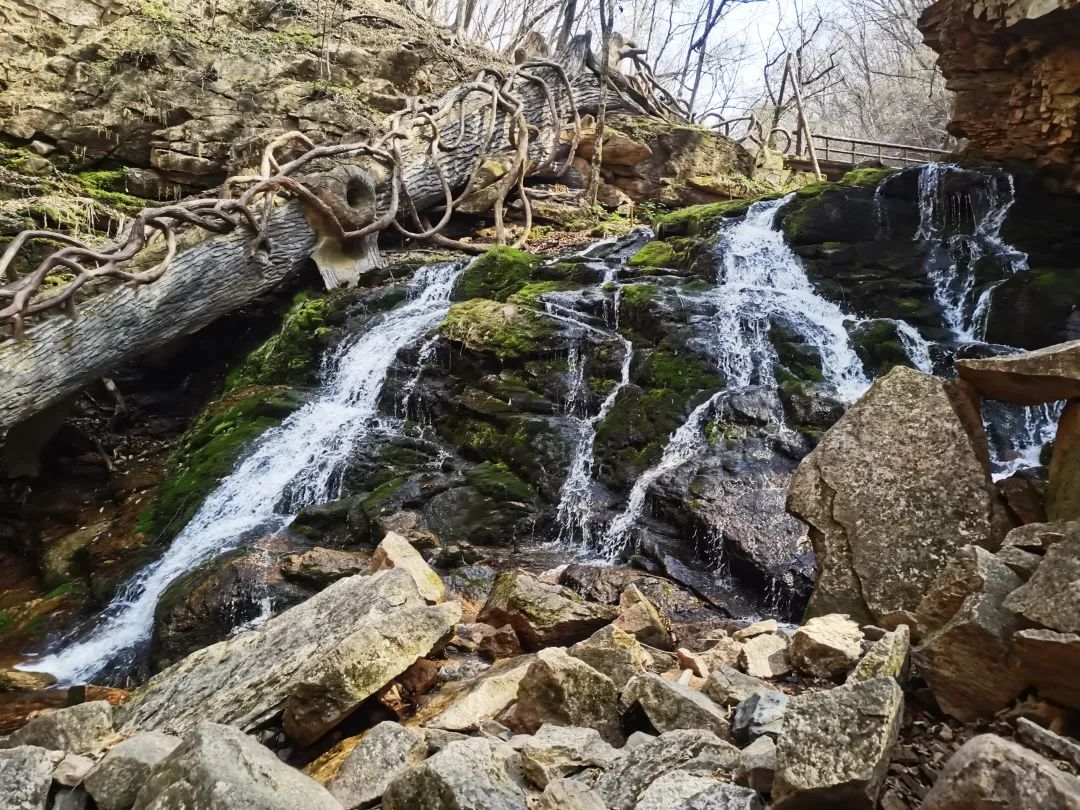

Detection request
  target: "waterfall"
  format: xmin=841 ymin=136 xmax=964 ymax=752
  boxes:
xmin=22 ymin=262 xmax=463 ymax=684
xmin=891 ymin=319 xmax=934 ymax=373
xmin=912 ymin=163 xmax=1058 ymax=479
xmin=599 ymin=197 xmax=869 ymax=559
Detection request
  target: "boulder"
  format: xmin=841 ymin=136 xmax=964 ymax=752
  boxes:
xmin=1012 ymin=629 xmax=1080 ymax=709
xmin=731 ymin=690 xmax=788 ymax=743
xmin=635 ymin=770 xmax=764 ymax=810
xmin=568 ymin=624 xmax=652 ymax=689
xmin=0 ymin=746 xmax=62 ymax=810
xmin=382 ymin=738 xmax=528 ymax=810
xmin=921 ymin=734 xmax=1080 ymax=810
xmin=132 ymin=723 xmax=339 ymax=810
xmin=0 ymin=670 xmax=55 ymax=693
xmin=478 ymin=624 xmax=524 ymax=661
xmin=537 ymin=778 xmax=607 ymax=810
xmin=735 ymin=735 xmax=776 ymax=794
xmin=1001 ymin=521 xmax=1072 ymax=552
xmin=912 ymin=547 xmax=1026 ymax=720
xmin=417 ymin=655 xmax=535 ymax=732
xmin=846 ymin=626 xmax=910 ymax=683
xmin=787 ymin=367 xmax=1012 ymax=623
xmin=324 ymin=721 xmax=427 ymax=809
xmin=53 ymin=754 xmax=94 ymax=787
xmin=593 ymin=729 xmax=740 ymax=810
xmin=281 ymin=548 xmax=370 ymax=587
xmin=477 ymin=571 xmax=616 ymax=649
xmin=733 ymin=620 xmax=778 ymax=642
xmin=1048 ymin=401 xmax=1080 ymax=520
xmin=501 ymin=648 xmax=622 ymax=745
xmin=773 ymin=677 xmax=903 ymax=810
xmin=700 ymin=637 xmax=744 ymax=672
xmin=85 ymin=732 xmax=181 ymax=810
xmin=702 ymin=667 xmax=779 ymax=708
xmin=118 ymin=571 xmax=460 ymax=745
xmin=956 ymin=340 xmax=1080 ymax=406
xmin=622 ymin=673 xmax=731 ymax=739
xmin=0 ymin=701 xmax=113 ymax=755
xmin=995 ymin=546 xmax=1043 ymax=579
xmin=790 ymin=615 xmax=864 ymax=680
xmin=519 ymin=725 xmax=621 ymax=788
xmin=738 ymin=633 xmax=791 ymax=679
xmin=613 ymin=585 xmax=673 ymax=650
xmin=1003 ymin=532 xmax=1080 ymax=632
xmin=369 ymin=532 xmax=445 ymax=603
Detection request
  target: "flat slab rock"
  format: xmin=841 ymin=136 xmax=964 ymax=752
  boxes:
xmin=118 ymin=570 xmax=459 ymax=744
xmin=956 ymin=339 xmax=1080 ymax=406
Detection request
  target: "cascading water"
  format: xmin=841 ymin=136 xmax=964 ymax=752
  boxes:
xmin=912 ymin=163 xmax=1060 ymax=478
xmin=599 ymin=196 xmax=870 ymax=559
xmin=22 ymin=262 xmax=464 ymax=684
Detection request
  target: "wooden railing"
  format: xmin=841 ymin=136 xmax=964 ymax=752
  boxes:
xmin=806 ymin=134 xmax=947 ymax=168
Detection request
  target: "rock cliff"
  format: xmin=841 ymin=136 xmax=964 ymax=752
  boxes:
xmin=920 ymin=0 xmax=1080 ymax=193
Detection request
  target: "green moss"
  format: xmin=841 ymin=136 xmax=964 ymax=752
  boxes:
xmin=840 ymin=167 xmax=896 ymax=188
xmin=363 ymin=475 xmax=408 ymax=514
xmin=642 ymin=350 xmax=720 ymax=393
xmin=508 ymin=280 xmax=580 ymax=307
xmin=0 ymin=611 xmax=11 ymax=638
xmin=452 ymin=246 xmax=540 ymax=302
xmin=850 ymin=319 xmax=914 ymax=375
xmin=628 ymin=240 xmax=676 ymax=269
xmin=225 ymin=292 xmax=332 ymax=390
xmin=440 ymin=299 xmax=556 ymax=360
xmin=138 ymin=388 xmax=300 ymax=540
xmin=654 ymin=199 xmax=753 ymax=238
xmin=465 ymin=461 xmax=536 ymax=502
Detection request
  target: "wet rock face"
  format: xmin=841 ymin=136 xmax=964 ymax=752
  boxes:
xmin=920 ymin=0 xmax=1080 ymax=195
xmin=787 ymin=367 xmax=1013 ymax=624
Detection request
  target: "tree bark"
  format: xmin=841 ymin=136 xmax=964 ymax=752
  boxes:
xmin=0 ymin=38 xmax=662 ymax=437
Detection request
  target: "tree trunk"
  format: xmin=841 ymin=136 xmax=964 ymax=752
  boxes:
xmin=0 ymin=38 xmax=661 ymax=437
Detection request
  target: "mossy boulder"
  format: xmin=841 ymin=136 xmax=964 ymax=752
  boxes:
xmin=849 ymin=319 xmax=914 ymax=376
xmin=440 ymin=299 xmax=558 ymax=360
xmin=289 ymin=495 xmax=374 ymax=547
xmin=984 ymin=268 xmax=1080 ymax=350
xmin=654 ymin=199 xmax=754 ymax=239
xmin=769 ymin=322 xmax=824 ymax=382
xmin=452 ymin=247 xmax=540 ymax=302
xmin=628 ymin=240 xmax=676 ymax=269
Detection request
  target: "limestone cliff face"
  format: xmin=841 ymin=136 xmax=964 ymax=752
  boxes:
xmin=919 ymin=0 xmax=1080 ymax=193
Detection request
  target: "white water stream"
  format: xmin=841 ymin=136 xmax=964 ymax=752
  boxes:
xmin=23 ymin=262 xmax=463 ymax=684
xmin=598 ymin=197 xmax=870 ymax=559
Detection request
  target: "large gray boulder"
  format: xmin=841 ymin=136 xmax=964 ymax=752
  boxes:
xmin=772 ymin=677 xmax=902 ymax=809
xmin=702 ymin=667 xmax=779 ymax=708
xmin=593 ymin=729 xmax=740 ymax=810
xmin=622 ymin=673 xmax=731 ymax=739
xmin=0 ymin=746 xmax=62 ymax=810
xmin=912 ymin=546 xmax=1026 ymax=720
xmin=478 ymin=571 xmax=616 ymax=649
xmin=132 ymin=723 xmax=339 ymax=810
xmin=382 ymin=738 xmax=528 ymax=810
xmin=0 ymin=701 xmax=114 ymax=755
xmin=921 ymin=734 xmax=1080 ymax=809
xmin=417 ymin=655 xmax=535 ymax=732
xmin=85 ymin=732 xmax=181 ymax=810
xmin=501 ymin=648 xmax=622 ymax=745
xmin=635 ymin=770 xmax=764 ymax=810
xmin=324 ymin=721 xmax=427 ymax=809
xmin=1012 ymin=629 xmax=1080 ymax=709
xmin=519 ymin=725 xmax=620 ymax=788
xmin=118 ymin=571 xmax=459 ymax=746
xmin=731 ymin=690 xmax=787 ymax=743
xmin=1003 ymin=532 xmax=1080 ymax=632
xmin=787 ymin=367 xmax=1012 ymax=623
xmin=956 ymin=339 xmax=1080 ymax=406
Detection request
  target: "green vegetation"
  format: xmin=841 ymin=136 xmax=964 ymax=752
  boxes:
xmin=452 ymin=246 xmax=540 ymax=302
xmin=508 ymin=280 xmax=580 ymax=307
xmin=226 ymin=292 xmax=332 ymax=390
xmin=465 ymin=461 xmax=536 ymax=502
xmin=627 ymin=240 xmax=675 ymax=269
xmin=440 ymin=299 xmax=556 ymax=360
xmin=654 ymin=198 xmax=757 ymax=238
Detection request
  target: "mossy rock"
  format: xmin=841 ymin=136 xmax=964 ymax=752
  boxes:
xmin=138 ymin=387 xmax=301 ymax=541
xmin=984 ymin=268 xmax=1080 ymax=350
xmin=654 ymin=198 xmax=755 ymax=239
xmin=769 ymin=321 xmax=824 ymax=382
xmin=508 ymin=280 xmax=581 ymax=307
xmin=452 ymin=246 xmax=540 ymax=302
xmin=440 ymin=299 xmax=558 ymax=360
xmin=849 ymin=319 xmax=914 ymax=376
xmin=289 ymin=495 xmax=374 ymax=547
xmin=637 ymin=349 xmax=723 ymax=394
xmin=465 ymin=461 xmax=537 ymax=503
xmin=628 ymin=240 xmax=676 ymax=269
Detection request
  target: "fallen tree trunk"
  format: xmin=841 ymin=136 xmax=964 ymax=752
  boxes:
xmin=0 ymin=36 xmax=677 ymax=437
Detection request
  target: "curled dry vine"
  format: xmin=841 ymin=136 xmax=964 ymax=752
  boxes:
xmin=0 ymin=41 xmax=680 ymax=338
